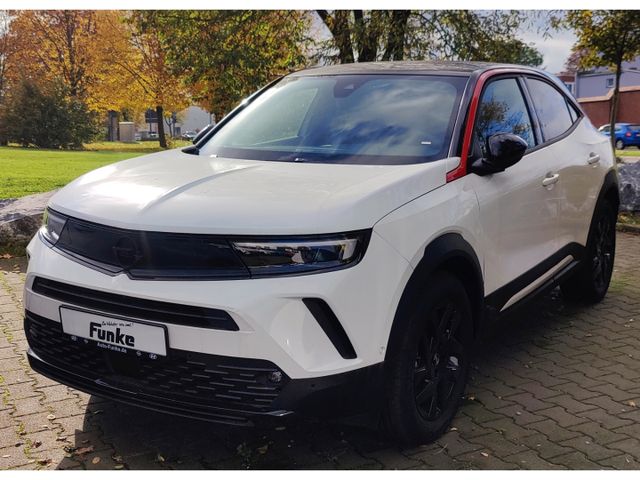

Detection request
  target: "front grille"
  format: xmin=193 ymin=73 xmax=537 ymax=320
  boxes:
xmin=50 ymin=210 xmax=249 ymax=280
xmin=25 ymin=312 xmax=287 ymax=416
xmin=31 ymin=277 xmax=238 ymax=331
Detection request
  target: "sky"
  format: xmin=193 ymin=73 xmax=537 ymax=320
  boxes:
xmin=518 ymin=17 xmax=577 ymax=73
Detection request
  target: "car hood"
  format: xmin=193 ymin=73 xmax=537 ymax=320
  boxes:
xmin=49 ymin=149 xmax=450 ymax=235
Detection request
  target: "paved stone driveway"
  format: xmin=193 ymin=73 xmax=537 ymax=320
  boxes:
xmin=1 ymin=233 xmax=639 ymax=470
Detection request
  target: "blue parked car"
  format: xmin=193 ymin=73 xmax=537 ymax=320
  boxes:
xmin=598 ymin=123 xmax=640 ymax=149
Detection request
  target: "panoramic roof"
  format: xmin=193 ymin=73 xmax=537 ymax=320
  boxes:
xmin=291 ymin=60 xmax=521 ymax=77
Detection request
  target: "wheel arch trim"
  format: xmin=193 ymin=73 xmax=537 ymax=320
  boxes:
xmin=384 ymin=232 xmax=484 ymax=362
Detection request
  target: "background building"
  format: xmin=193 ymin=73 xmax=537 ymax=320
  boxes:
xmin=557 ymin=55 xmax=640 ymax=128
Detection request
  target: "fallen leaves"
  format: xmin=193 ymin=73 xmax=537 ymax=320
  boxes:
xmin=91 ymin=456 xmax=101 ymax=465
xmin=46 ymin=414 xmax=56 ymax=421
xmin=64 ymin=445 xmax=95 ymax=457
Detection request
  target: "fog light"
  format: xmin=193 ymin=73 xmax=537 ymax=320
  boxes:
xmin=268 ymin=371 xmax=283 ymax=384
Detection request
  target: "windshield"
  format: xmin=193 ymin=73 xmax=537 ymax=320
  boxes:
xmin=199 ymin=74 xmax=468 ymax=165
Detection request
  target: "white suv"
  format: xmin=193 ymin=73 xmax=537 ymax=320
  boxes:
xmin=24 ymin=61 xmax=619 ymax=444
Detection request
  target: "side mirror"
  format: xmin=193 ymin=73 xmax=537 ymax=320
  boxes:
xmin=470 ymin=133 xmax=528 ymax=176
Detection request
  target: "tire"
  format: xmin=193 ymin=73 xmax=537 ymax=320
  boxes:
xmin=561 ymin=200 xmax=617 ymax=304
xmin=383 ymin=271 xmax=473 ymax=445
xmin=615 ymin=139 xmax=624 ymax=150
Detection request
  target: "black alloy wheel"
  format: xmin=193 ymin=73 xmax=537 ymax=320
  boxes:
xmin=561 ymin=200 xmax=617 ymax=304
xmin=413 ymin=301 xmax=466 ymax=422
xmin=383 ymin=271 xmax=472 ymax=445
xmin=591 ymin=206 xmax=616 ymax=294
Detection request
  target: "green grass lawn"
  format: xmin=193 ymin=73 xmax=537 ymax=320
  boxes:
xmin=0 ymin=147 xmax=144 ymax=199
xmin=617 ymin=148 xmax=640 ymax=157
xmin=1 ymin=141 xmax=193 ymax=199
xmin=84 ymin=140 xmax=191 ymax=152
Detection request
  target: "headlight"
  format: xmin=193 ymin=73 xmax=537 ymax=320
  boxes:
xmin=231 ymin=231 xmax=369 ymax=276
xmin=41 ymin=209 xmax=67 ymax=245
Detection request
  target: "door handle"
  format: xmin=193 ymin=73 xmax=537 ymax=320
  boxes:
xmin=542 ymin=173 xmax=560 ymax=187
xmin=587 ymin=153 xmax=600 ymax=165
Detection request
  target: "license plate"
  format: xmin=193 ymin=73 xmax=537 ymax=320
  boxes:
xmin=60 ymin=307 xmax=167 ymax=356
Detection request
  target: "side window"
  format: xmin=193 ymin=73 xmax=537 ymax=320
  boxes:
xmin=474 ymin=78 xmax=535 ymax=157
xmin=526 ymin=78 xmax=574 ymax=141
xmin=566 ymin=99 xmax=579 ymax=123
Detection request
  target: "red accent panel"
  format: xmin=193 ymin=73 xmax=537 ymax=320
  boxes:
xmin=446 ymin=68 xmax=527 ymax=183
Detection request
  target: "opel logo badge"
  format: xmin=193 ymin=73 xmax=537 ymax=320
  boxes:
xmin=113 ymin=237 xmax=142 ymax=269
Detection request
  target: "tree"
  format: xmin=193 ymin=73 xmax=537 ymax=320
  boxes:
xmin=316 ymin=10 xmax=411 ymax=63
xmin=7 ymin=9 xmax=170 ymax=139
xmin=564 ymin=45 xmax=588 ymax=73
xmin=0 ymin=78 xmax=98 ymax=149
xmin=8 ymin=10 xmax=99 ymax=99
xmin=315 ymin=10 xmax=544 ymax=66
xmin=0 ymin=11 xmax=14 ymax=105
xmin=0 ymin=11 xmax=16 ymax=145
xmin=135 ymin=11 xmax=310 ymax=119
xmin=93 ymin=11 xmax=190 ymax=148
xmin=566 ymin=10 xmax=640 ymax=149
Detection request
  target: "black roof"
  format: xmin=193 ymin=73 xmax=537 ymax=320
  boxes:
xmin=291 ymin=60 xmax=531 ymax=77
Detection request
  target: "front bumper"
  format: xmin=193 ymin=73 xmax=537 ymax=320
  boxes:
xmin=24 ymin=231 xmax=411 ymax=379
xmin=26 ymin=312 xmax=384 ymax=424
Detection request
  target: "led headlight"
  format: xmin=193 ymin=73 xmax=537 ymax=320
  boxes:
xmin=231 ymin=231 xmax=369 ymax=276
xmin=41 ymin=209 xmax=67 ymax=245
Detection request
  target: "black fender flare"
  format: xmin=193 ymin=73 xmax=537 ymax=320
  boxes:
xmin=595 ymin=168 xmax=620 ymax=216
xmin=581 ymin=168 xmax=620 ymax=251
xmin=384 ymin=232 xmax=484 ymax=362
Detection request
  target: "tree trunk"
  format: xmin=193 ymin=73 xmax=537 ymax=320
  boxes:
xmin=354 ymin=10 xmax=382 ymax=62
xmin=317 ymin=10 xmax=355 ymax=63
xmin=382 ymin=11 xmax=410 ymax=61
xmin=156 ymin=105 xmax=167 ymax=148
xmin=609 ymin=60 xmax=622 ymax=152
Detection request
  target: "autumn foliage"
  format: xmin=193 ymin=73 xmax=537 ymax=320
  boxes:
xmin=0 ymin=10 xmax=309 ymax=148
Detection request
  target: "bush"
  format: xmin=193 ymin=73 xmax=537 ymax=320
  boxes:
xmin=0 ymin=79 xmax=99 ymax=149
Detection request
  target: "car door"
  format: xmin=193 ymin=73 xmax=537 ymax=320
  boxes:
xmin=524 ymin=76 xmax=608 ymax=249
xmin=469 ymin=76 xmax=563 ymax=311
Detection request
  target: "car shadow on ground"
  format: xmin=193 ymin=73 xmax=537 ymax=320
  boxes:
xmin=52 ymin=284 xmax=595 ymax=470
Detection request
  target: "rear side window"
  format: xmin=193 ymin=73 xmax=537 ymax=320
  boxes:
xmin=566 ymin=100 xmax=579 ymax=123
xmin=526 ymin=78 xmax=574 ymax=141
xmin=474 ymin=78 xmax=535 ymax=156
